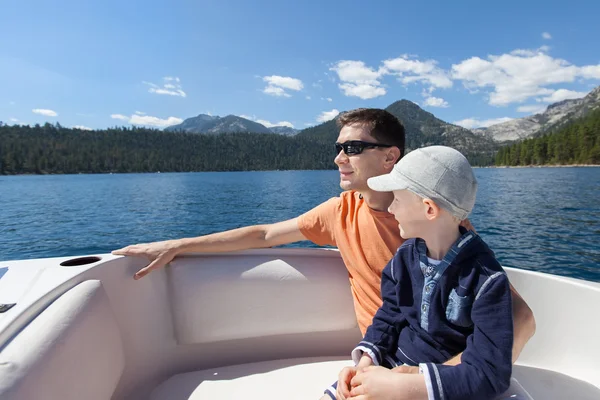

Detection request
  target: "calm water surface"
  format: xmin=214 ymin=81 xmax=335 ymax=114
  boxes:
xmin=1 ymin=168 xmax=599 ymax=281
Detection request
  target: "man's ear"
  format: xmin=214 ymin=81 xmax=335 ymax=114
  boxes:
xmin=385 ymin=147 xmax=401 ymax=167
xmin=422 ymin=198 xmax=440 ymax=221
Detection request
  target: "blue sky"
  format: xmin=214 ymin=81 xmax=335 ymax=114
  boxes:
xmin=1 ymin=0 xmax=600 ymax=131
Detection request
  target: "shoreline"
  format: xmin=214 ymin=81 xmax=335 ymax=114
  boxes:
xmin=2 ymin=164 xmax=600 ymax=176
xmin=482 ymin=164 xmax=600 ymax=168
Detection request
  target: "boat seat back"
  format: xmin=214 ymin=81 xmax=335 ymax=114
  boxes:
xmin=505 ymin=268 xmax=600 ymax=387
xmin=168 ymin=252 xmax=358 ymax=344
xmin=0 ymin=280 xmax=125 ymax=400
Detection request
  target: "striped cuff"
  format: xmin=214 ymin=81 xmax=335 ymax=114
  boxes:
xmin=419 ymin=363 xmax=444 ymax=400
xmin=351 ymin=341 xmax=381 ymax=365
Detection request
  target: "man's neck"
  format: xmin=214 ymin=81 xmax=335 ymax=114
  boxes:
xmin=422 ymin=224 xmax=462 ymax=260
xmin=360 ymin=190 xmax=394 ymax=212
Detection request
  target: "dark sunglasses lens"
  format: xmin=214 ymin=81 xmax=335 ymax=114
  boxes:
xmin=346 ymin=144 xmax=363 ymax=155
xmin=336 ymin=143 xmax=365 ymax=155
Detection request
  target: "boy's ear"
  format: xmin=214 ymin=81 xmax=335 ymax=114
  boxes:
xmin=422 ymin=198 xmax=440 ymax=221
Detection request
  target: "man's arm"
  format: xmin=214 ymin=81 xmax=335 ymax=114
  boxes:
xmin=442 ymin=284 xmax=535 ymax=365
xmin=112 ymin=217 xmax=306 ymax=279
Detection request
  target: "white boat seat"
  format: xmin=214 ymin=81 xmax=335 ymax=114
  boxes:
xmin=150 ymin=357 xmax=600 ymax=400
xmin=0 ymin=280 xmax=125 ymax=400
xmin=150 ymin=357 xmax=352 ymax=400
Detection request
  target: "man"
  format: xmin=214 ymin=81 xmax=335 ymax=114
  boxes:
xmin=113 ymin=108 xmax=535 ymax=366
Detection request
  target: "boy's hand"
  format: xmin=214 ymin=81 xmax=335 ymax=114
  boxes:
xmin=391 ymin=365 xmax=419 ymax=374
xmin=349 ymin=366 xmax=428 ymax=400
xmin=348 ymin=366 xmax=402 ymax=399
xmin=336 ymin=366 xmax=359 ymax=400
xmin=336 ymin=354 xmax=374 ymax=399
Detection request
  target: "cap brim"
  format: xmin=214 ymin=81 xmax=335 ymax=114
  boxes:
xmin=367 ymin=173 xmax=410 ymax=192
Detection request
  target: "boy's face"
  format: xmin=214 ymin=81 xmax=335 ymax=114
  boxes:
xmin=388 ymin=189 xmax=428 ymax=239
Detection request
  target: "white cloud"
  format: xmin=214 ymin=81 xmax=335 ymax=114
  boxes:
xmin=517 ymin=105 xmax=547 ymax=113
xmin=542 ymin=32 xmax=552 ymax=40
xmin=580 ymin=65 xmax=600 ymax=79
xmin=110 ymin=113 xmax=182 ymax=128
xmin=383 ymin=56 xmax=453 ymax=90
xmin=326 ymin=97 xmax=332 ymax=102
xmin=130 ymin=115 xmax=183 ymax=127
xmin=240 ymin=114 xmax=294 ymax=128
xmin=32 ymin=108 xmax=58 ymax=117
xmin=339 ymin=83 xmax=387 ymax=99
xmin=451 ymin=49 xmax=600 ymax=106
xmin=422 ymin=96 xmax=449 ymax=108
xmin=262 ymin=75 xmax=304 ymax=97
xmin=330 ymin=56 xmax=452 ymax=99
xmin=144 ymin=77 xmax=186 ymax=97
xmin=9 ymin=118 xmax=18 ymax=122
xmin=257 ymin=119 xmax=294 ymax=128
xmin=330 ymin=60 xmax=387 ymax=99
xmin=454 ymin=117 xmax=513 ymax=129
xmin=539 ymin=45 xmax=551 ymax=53
xmin=135 ymin=111 xmax=146 ymax=115
xmin=330 ymin=60 xmax=383 ymax=85
xmin=306 ymin=95 xmax=311 ymax=100
xmin=316 ymin=109 xmax=340 ymax=123
xmin=263 ymin=75 xmax=303 ymax=90
xmin=540 ymin=89 xmax=588 ymax=103
xmin=149 ymin=88 xmax=187 ymax=97
xmin=263 ymin=85 xmax=291 ymax=97
xmin=73 ymin=125 xmax=93 ymax=130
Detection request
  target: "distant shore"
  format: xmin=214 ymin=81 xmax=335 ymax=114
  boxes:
xmin=3 ymin=164 xmax=600 ymax=176
xmin=480 ymin=164 xmax=600 ymax=168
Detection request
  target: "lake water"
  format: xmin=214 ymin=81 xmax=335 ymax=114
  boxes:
xmin=1 ymin=168 xmax=599 ymax=282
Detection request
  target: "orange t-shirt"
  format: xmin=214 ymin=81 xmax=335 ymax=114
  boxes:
xmin=297 ymin=190 xmax=404 ymax=335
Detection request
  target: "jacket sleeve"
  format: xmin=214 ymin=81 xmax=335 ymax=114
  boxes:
xmin=420 ymin=272 xmax=513 ymax=400
xmin=351 ymin=254 xmax=408 ymax=366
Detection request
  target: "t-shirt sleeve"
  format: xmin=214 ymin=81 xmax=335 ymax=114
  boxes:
xmin=297 ymin=196 xmax=340 ymax=247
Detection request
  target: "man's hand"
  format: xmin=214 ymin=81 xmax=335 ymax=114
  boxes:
xmin=391 ymin=365 xmax=419 ymax=374
xmin=349 ymin=366 xmax=428 ymax=400
xmin=112 ymin=240 xmax=178 ymax=280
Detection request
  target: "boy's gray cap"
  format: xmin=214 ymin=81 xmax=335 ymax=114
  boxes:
xmin=368 ymin=145 xmax=477 ymax=220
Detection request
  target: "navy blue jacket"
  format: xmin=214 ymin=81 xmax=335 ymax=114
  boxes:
xmin=352 ymin=229 xmax=513 ymax=400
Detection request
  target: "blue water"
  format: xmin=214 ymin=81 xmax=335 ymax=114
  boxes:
xmin=1 ymin=168 xmax=599 ymax=282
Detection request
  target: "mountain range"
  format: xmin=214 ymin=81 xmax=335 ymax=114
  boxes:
xmin=166 ymin=114 xmax=298 ymax=135
xmin=167 ymin=85 xmax=600 ymax=161
xmin=475 ymin=86 xmax=600 ymax=142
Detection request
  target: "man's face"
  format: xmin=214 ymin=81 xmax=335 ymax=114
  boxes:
xmin=388 ymin=189 xmax=427 ymax=239
xmin=334 ymin=123 xmax=393 ymax=192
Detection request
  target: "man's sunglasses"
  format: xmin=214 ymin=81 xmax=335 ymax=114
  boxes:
xmin=335 ymin=140 xmax=393 ymax=156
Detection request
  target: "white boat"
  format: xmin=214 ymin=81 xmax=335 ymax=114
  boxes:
xmin=1 ymin=248 xmax=599 ymax=399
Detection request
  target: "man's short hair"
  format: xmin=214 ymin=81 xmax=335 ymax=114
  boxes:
xmin=337 ymin=108 xmax=406 ymax=162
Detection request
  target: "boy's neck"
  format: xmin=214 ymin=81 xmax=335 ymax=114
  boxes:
xmin=421 ymin=223 xmax=462 ymax=261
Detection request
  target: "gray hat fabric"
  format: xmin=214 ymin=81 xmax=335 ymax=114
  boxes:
xmin=367 ymin=146 xmax=477 ymax=220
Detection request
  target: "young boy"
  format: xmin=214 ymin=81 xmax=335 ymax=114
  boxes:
xmin=326 ymin=146 xmax=513 ymax=400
